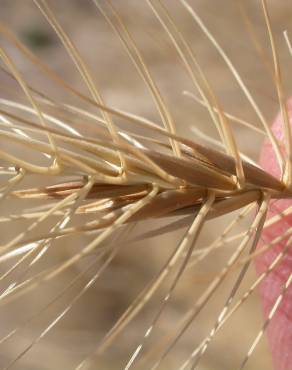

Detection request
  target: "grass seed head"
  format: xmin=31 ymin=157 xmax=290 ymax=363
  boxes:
xmin=0 ymin=1 xmax=292 ymax=370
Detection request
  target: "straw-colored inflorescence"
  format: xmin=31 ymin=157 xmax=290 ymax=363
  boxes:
xmin=0 ymin=1 xmax=291 ymax=369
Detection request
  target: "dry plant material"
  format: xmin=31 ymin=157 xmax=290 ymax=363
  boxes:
xmin=0 ymin=1 xmax=291 ymax=370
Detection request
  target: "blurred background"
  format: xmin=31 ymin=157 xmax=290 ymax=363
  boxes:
xmin=0 ymin=1 xmax=292 ymax=369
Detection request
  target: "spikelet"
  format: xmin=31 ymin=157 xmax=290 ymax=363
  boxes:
xmin=0 ymin=1 xmax=291 ymax=369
